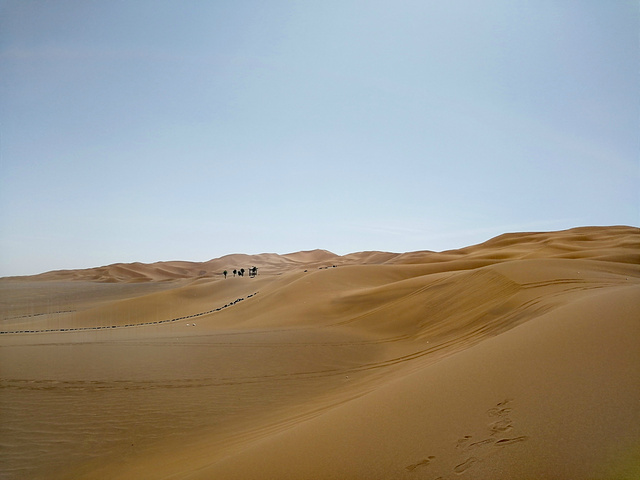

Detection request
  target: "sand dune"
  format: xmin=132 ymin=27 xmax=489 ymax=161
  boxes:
xmin=14 ymin=249 xmax=343 ymax=284
xmin=1 ymin=226 xmax=638 ymax=479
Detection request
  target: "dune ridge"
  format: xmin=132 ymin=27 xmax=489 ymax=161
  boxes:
xmin=3 ymin=226 xmax=637 ymax=284
xmin=0 ymin=226 xmax=639 ymax=479
xmin=4 ymin=248 xmax=343 ymax=284
xmin=4 ymin=226 xmax=636 ymax=285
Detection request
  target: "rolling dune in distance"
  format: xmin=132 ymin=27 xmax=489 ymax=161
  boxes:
xmin=1 ymin=226 xmax=639 ymax=479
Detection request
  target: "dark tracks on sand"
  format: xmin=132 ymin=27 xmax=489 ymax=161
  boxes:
xmin=0 ymin=292 xmax=258 ymax=335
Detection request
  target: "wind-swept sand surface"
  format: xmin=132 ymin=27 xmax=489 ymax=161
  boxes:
xmin=1 ymin=226 xmax=639 ymax=479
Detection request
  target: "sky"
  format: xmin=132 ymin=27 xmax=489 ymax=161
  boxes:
xmin=0 ymin=0 xmax=638 ymax=277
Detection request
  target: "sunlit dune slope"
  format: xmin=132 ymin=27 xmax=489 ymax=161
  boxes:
xmin=198 ymin=283 xmax=640 ymax=480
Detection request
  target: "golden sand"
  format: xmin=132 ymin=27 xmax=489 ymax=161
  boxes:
xmin=1 ymin=226 xmax=639 ymax=479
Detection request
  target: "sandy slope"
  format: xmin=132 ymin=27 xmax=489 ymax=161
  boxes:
xmin=0 ymin=226 xmax=638 ymax=479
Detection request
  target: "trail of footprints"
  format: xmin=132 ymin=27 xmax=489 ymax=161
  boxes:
xmin=0 ymin=293 xmax=258 ymax=335
xmin=405 ymin=398 xmax=529 ymax=477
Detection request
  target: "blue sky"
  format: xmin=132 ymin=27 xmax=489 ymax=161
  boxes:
xmin=1 ymin=1 xmax=638 ymax=276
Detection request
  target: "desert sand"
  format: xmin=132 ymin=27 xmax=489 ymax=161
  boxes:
xmin=1 ymin=226 xmax=639 ymax=479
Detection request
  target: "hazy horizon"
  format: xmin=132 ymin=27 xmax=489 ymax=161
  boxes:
xmin=1 ymin=1 xmax=638 ymax=277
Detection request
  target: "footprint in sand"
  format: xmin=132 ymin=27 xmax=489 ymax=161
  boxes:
xmin=455 ymin=435 xmax=472 ymax=449
xmin=489 ymin=417 xmax=513 ymax=436
xmin=454 ymin=457 xmax=479 ymax=474
xmin=405 ymin=456 xmax=435 ymax=472
xmin=494 ymin=436 xmax=528 ymax=446
xmin=486 ymin=406 xmax=512 ymax=417
xmin=466 ymin=438 xmax=496 ymax=450
xmin=486 ymin=399 xmax=513 ymax=418
xmin=442 ymin=400 xmax=527 ymax=477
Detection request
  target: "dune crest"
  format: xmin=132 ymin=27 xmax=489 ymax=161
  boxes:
xmin=1 ymin=226 xmax=638 ymax=479
xmin=3 ymin=225 xmax=637 ymax=283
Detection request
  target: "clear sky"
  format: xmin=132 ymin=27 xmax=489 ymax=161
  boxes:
xmin=1 ymin=1 xmax=638 ymax=277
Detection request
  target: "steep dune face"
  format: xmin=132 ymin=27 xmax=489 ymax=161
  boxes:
xmin=1 ymin=226 xmax=638 ymax=480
